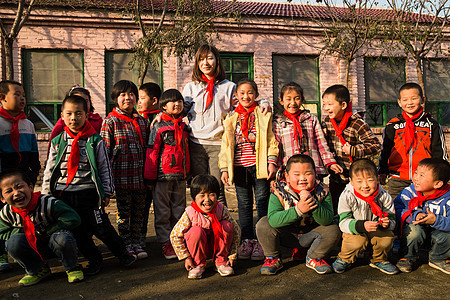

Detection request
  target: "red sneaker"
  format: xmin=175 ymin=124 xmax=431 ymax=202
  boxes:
xmin=162 ymin=241 xmax=177 ymax=259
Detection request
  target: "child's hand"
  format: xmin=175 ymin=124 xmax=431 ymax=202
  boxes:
xmin=413 ymin=212 xmax=427 ymax=224
xmin=329 ymin=164 xmax=343 ymax=174
xmin=380 ymin=217 xmax=390 ymax=228
xmin=413 ymin=209 xmax=436 ymax=225
xmin=260 ymin=101 xmax=272 ymax=115
xmin=221 ymin=171 xmax=230 ymax=186
xmin=343 ymin=143 xmax=351 ymax=155
xmin=379 ymin=174 xmax=387 ymax=185
xmin=185 ymin=257 xmax=195 ymax=271
xmin=102 ymin=197 xmax=110 ymax=207
xmin=267 ymin=163 xmax=277 ymax=180
xmin=364 ymin=220 xmax=378 ymax=232
xmin=150 ymin=114 xmax=162 ymax=128
xmin=296 ymin=191 xmax=318 ymax=213
xmin=182 ymin=116 xmax=189 ymax=125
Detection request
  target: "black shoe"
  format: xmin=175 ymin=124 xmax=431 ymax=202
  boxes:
xmin=119 ymin=254 xmax=137 ymax=267
xmin=84 ymin=260 xmax=103 ymax=276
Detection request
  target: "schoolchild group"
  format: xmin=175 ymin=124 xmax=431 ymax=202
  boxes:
xmin=0 ymin=44 xmax=448 ymax=287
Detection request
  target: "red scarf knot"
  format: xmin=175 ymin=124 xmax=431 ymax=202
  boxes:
xmin=190 ymin=200 xmax=224 ymax=254
xmin=235 ymin=102 xmax=257 ymax=141
xmin=201 ymin=74 xmax=215 ymax=114
xmin=402 ymin=107 xmax=423 ymax=152
xmin=0 ymin=107 xmax=27 ymax=162
xmin=401 ymin=184 xmax=450 ymax=229
xmin=63 ymin=121 xmax=97 ymax=186
xmin=283 ymin=110 xmax=303 ymax=152
xmin=139 ymin=109 xmax=161 ymax=121
xmin=161 ymin=112 xmax=184 ymax=153
xmin=110 ymin=108 xmax=144 ymax=147
xmin=10 ymin=192 xmax=43 ymax=260
xmin=354 ymin=185 xmax=387 ymax=223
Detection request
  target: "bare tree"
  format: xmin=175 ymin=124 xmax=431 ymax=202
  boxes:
xmin=131 ymin=0 xmax=238 ymax=85
xmin=297 ymin=0 xmax=381 ymax=87
xmin=0 ymin=0 xmax=38 ymax=80
xmin=385 ymin=0 xmax=449 ymax=97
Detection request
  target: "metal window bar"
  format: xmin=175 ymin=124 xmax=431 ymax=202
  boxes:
xmin=29 ymin=105 xmax=54 ymax=130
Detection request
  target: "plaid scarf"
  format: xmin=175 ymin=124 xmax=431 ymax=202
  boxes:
xmin=0 ymin=107 xmax=27 ymax=161
xmin=10 ymin=192 xmax=43 ymax=260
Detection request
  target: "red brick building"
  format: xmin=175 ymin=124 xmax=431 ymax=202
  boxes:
xmin=1 ymin=0 xmax=449 ymax=167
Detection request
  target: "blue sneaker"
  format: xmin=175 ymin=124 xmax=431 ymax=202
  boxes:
xmin=332 ymin=257 xmax=350 ymax=274
xmin=0 ymin=254 xmax=12 ymax=272
xmin=306 ymin=256 xmax=332 ymax=274
xmin=369 ymin=261 xmax=399 ymax=275
xmin=260 ymin=257 xmax=283 ymax=275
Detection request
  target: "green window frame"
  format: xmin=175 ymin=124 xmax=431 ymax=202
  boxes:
xmin=22 ymin=49 xmax=84 ymax=131
xmin=105 ymin=50 xmax=163 ymax=113
xmin=273 ymin=55 xmax=321 ymax=117
xmin=424 ymin=58 xmax=450 ymax=126
xmin=364 ymin=57 xmax=406 ymax=127
xmin=220 ymin=53 xmax=254 ymax=83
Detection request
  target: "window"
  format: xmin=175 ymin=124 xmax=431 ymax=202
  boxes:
xmin=364 ymin=57 xmax=405 ymax=127
xmin=221 ymin=53 xmax=253 ymax=84
xmin=424 ymin=59 xmax=450 ymax=126
xmin=105 ymin=51 xmax=162 ymax=112
xmin=22 ymin=50 xmax=84 ymax=131
xmin=273 ymin=55 xmax=320 ymax=116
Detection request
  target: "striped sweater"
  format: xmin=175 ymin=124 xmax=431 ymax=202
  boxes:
xmin=0 ymin=193 xmax=81 ymax=241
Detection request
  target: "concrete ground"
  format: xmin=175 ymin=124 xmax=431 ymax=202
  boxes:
xmin=0 ymin=187 xmax=449 ymax=299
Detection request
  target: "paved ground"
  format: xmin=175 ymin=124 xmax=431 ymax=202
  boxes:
xmin=0 ymin=187 xmax=449 ymax=299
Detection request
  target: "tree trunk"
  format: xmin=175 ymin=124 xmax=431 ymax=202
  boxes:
xmin=414 ymin=58 xmax=425 ymax=100
xmin=344 ymin=60 xmax=350 ymax=88
xmin=4 ymin=38 xmax=14 ymax=80
xmin=138 ymin=61 xmax=149 ymax=87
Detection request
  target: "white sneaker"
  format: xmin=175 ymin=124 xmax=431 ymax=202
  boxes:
xmin=134 ymin=244 xmax=148 ymax=259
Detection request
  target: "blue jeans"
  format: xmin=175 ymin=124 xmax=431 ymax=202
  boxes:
xmin=401 ymin=223 xmax=450 ymax=261
xmin=234 ymin=166 xmax=270 ymax=240
xmin=5 ymin=231 xmax=78 ymax=275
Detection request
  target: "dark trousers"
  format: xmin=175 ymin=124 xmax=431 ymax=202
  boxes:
xmin=59 ymin=189 xmax=127 ymax=263
xmin=234 ymin=165 xmax=270 ymax=240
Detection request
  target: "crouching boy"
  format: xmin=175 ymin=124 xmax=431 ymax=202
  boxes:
xmin=333 ymin=159 xmax=398 ymax=275
xmin=395 ymin=158 xmax=450 ymax=274
xmin=256 ymin=154 xmax=340 ymax=275
xmin=0 ymin=169 xmax=83 ymax=286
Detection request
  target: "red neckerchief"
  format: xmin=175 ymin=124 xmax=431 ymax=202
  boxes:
xmin=110 ymin=108 xmax=144 ymax=147
xmin=235 ymin=102 xmax=257 ymax=141
xmin=139 ymin=109 xmax=161 ymax=121
xmin=161 ymin=112 xmax=184 ymax=172
xmin=201 ymin=74 xmax=215 ymax=114
xmin=0 ymin=107 xmax=27 ymax=161
xmin=401 ymin=184 xmax=450 ymax=228
xmin=354 ymin=185 xmax=387 ymax=223
xmin=330 ymin=102 xmax=353 ymax=161
xmin=190 ymin=200 xmax=224 ymax=254
xmin=64 ymin=121 xmax=97 ymax=186
xmin=402 ymin=107 xmax=423 ymax=152
xmin=283 ymin=110 xmax=303 ymax=151
xmin=10 ymin=192 xmax=43 ymax=260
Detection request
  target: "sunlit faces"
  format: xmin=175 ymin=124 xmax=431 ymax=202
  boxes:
xmin=0 ymin=175 xmax=33 ymax=210
xmin=61 ymin=102 xmax=88 ymax=133
xmin=322 ymin=93 xmax=347 ymax=120
xmin=138 ymin=90 xmax=158 ymax=112
xmin=236 ymin=83 xmax=258 ymax=109
xmin=413 ymin=165 xmax=442 ymax=196
xmin=285 ymin=162 xmax=316 ymax=192
xmin=398 ymin=88 xmax=423 ymax=117
xmin=350 ymin=170 xmax=378 ymax=197
xmin=116 ymin=91 xmax=137 ymax=114
xmin=162 ymin=99 xmax=183 ymax=116
xmin=194 ymin=191 xmax=218 ymax=213
xmin=0 ymin=84 xmax=26 ymax=116
xmin=198 ymin=51 xmax=217 ymax=79
xmin=279 ymin=89 xmax=303 ymax=115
